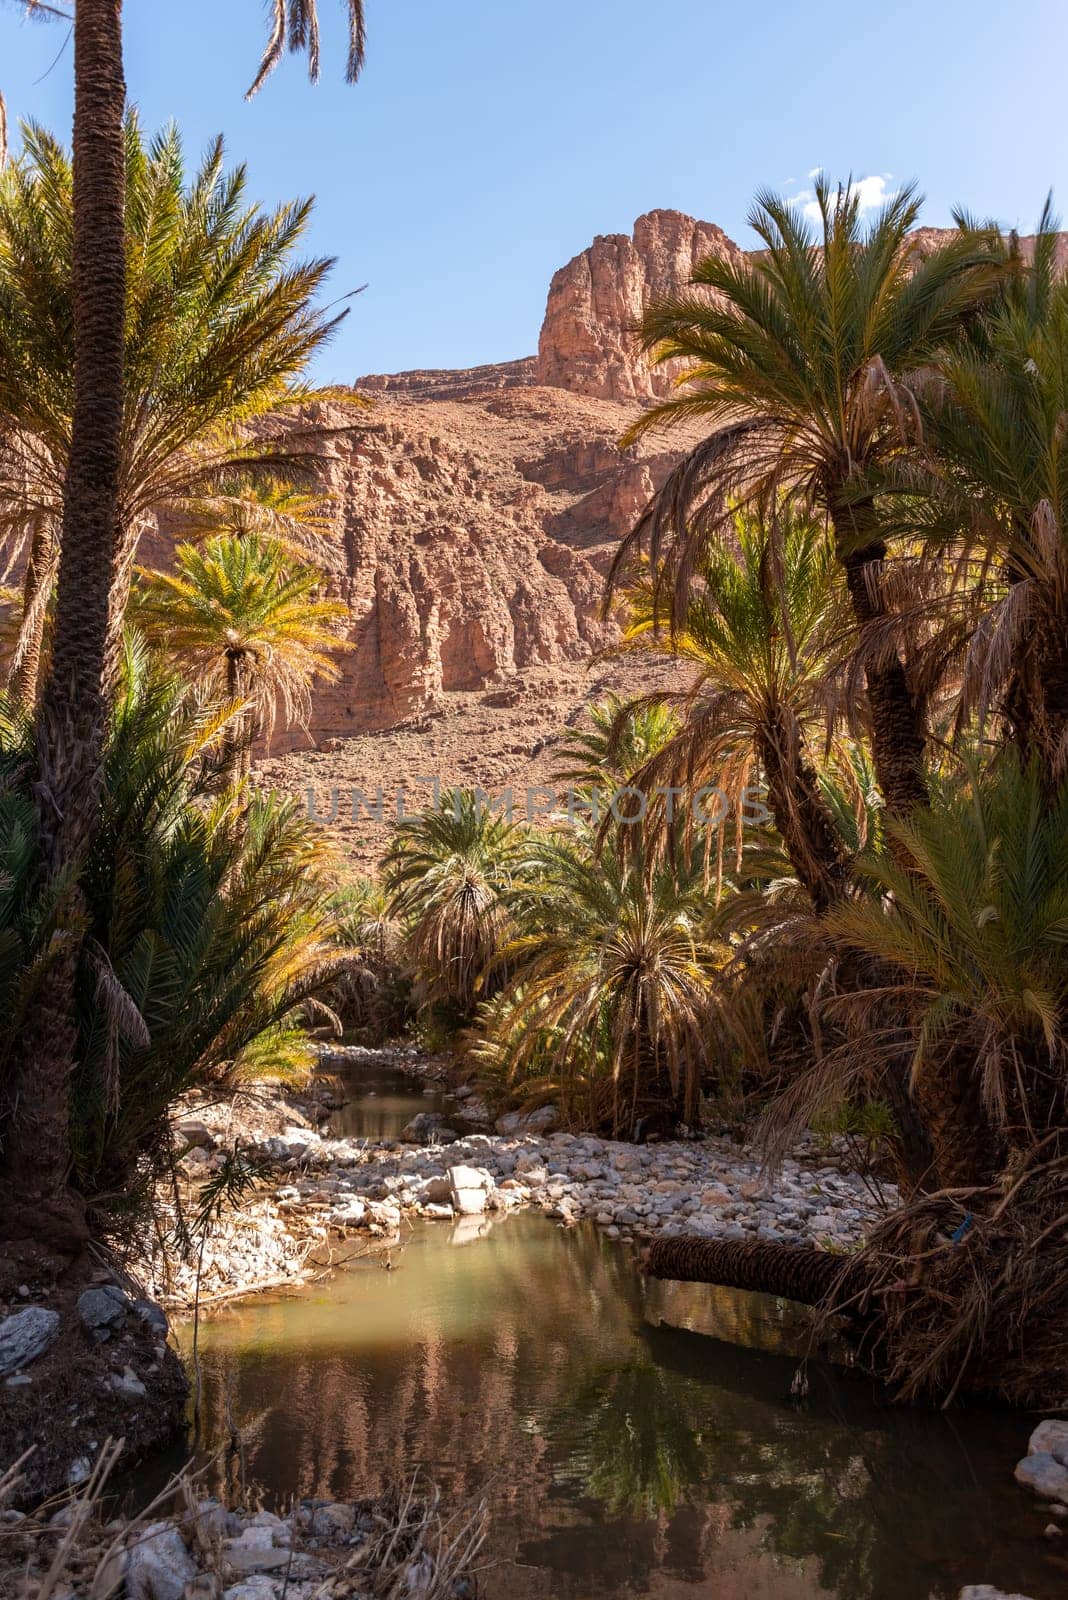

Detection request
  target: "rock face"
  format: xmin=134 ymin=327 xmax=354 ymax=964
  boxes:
xmin=536 ymin=209 xmax=744 ymax=402
xmin=259 ymin=386 xmax=690 ymax=737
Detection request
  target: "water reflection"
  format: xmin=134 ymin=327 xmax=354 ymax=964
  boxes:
xmin=174 ymin=1213 xmax=1065 ymax=1600
xmin=326 ymin=1060 xmax=450 ymax=1141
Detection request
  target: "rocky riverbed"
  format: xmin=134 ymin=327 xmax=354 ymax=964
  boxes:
xmin=142 ymin=1045 xmax=895 ymax=1309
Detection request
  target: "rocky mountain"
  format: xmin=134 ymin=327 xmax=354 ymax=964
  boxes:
xmin=305 ymin=209 xmax=717 ymax=741
xmin=535 ymin=208 xmax=742 ymax=402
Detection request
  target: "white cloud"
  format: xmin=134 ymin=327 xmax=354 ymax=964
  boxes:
xmin=807 ymin=166 xmax=824 ymax=179
xmin=788 ymin=173 xmax=898 ymax=225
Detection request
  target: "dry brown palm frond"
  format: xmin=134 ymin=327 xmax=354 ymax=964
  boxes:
xmin=823 ymin=1139 xmax=1068 ymax=1407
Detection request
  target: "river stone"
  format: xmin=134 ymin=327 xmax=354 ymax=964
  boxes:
xmin=224 ymin=1529 xmax=291 ymax=1573
xmin=1029 ymin=1420 xmax=1068 ymax=1467
xmin=494 ymin=1105 xmax=559 ymax=1136
xmin=310 ymin=1502 xmax=355 ymax=1537
xmin=176 ymin=1118 xmax=213 ymax=1150
xmin=112 ymin=1365 xmax=147 ymax=1400
xmin=959 ymin=1590 xmax=1038 ymax=1599
xmin=127 ymin=1520 xmax=198 ymax=1600
xmin=77 ymin=1284 xmax=130 ymax=1340
xmin=223 ymin=1579 xmax=282 ymax=1600
xmin=1014 ymin=1452 xmax=1068 ymax=1502
xmin=0 ymin=1307 xmax=60 ymax=1377
xmin=448 ymin=1164 xmax=494 ymax=1215
xmin=133 ymin=1298 xmax=170 ymax=1338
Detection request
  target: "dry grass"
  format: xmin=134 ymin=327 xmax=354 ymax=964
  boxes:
xmin=1 ymin=1441 xmax=488 ymax=1600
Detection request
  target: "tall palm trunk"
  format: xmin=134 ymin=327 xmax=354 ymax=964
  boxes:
xmin=757 ymin=713 xmax=850 ymax=912
xmin=1 ymin=0 xmax=127 ymax=1249
xmin=830 ymin=496 xmax=929 ymax=819
xmin=223 ymin=648 xmax=254 ymax=786
xmin=8 ymin=513 xmax=57 ymax=710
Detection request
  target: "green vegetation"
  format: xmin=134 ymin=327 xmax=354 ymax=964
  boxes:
xmin=0 ymin=0 xmax=1064 ymax=1423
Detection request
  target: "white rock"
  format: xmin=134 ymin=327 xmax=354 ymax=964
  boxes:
xmin=127 ymin=1521 xmax=198 ymax=1600
xmin=112 ymin=1365 xmax=147 ymax=1401
xmin=958 ymin=1589 xmax=1037 ymax=1599
xmin=448 ymin=1164 xmax=494 ymax=1215
xmin=176 ymin=1119 xmax=213 ymax=1150
xmin=224 ymin=1529 xmax=290 ymax=1572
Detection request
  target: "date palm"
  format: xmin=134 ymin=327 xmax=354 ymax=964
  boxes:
xmin=1 ymin=0 xmax=365 ymax=1247
xmin=382 ymin=791 xmax=531 ymax=1019
xmin=617 ymin=509 xmax=852 ymax=911
xmin=611 ymin=178 xmax=1001 ymax=822
xmin=823 ymin=757 xmax=1068 ymax=1185
xmin=501 ymin=835 xmax=723 ymax=1134
xmin=0 ymin=116 xmax=345 ymax=711
xmin=136 ymin=535 xmax=349 ymax=785
xmin=896 ymin=210 xmax=1068 ymax=792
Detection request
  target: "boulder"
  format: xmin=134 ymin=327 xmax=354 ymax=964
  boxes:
xmin=133 ymin=1298 xmax=170 ymax=1338
xmin=1029 ymin=1419 xmax=1068 ymax=1467
xmin=0 ymin=1306 xmax=60 ymax=1377
xmin=1014 ymin=1452 xmax=1068 ymax=1502
xmin=310 ymin=1502 xmax=355 ymax=1538
xmin=402 ymin=1107 xmax=447 ymax=1145
xmin=175 ymin=1119 xmax=213 ymax=1151
xmin=494 ymin=1105 xmax=560 ymax=1136
xmin=448 ymin=1164 xmax=495 ymax=1215
xmin=126 ymin=1520 xmax=198 ymax=1600
xmin=77 ymin=1284 xmax=130 ymax=1341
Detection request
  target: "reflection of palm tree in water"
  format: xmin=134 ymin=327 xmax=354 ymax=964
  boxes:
xmin=562 ymin=1362 xmax=709 ymax=1520
xmin=183 ymin=1225 xmax=1061 ymax=1600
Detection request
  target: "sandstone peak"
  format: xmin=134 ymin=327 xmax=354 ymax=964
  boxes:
xmin=535 ymin=208 xmax=743 ymax=403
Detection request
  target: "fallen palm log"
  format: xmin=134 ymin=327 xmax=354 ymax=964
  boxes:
xmin=646 ymin=1141 xmax=1068 ymax=1409
xmin=645 ymin=1236 xmax=866 ymax=1308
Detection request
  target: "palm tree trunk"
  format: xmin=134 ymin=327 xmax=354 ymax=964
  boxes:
xmin=646 ymin=1235 xmax=866 ymax=1307
xmin=8 ymin=513 xmax=57 ymax=710
xmin=224 ymin=649 xmax=253 ymax=786
xmin=915 ymin=1044 xmax=1004 ymax=1188
xmin=830 ymin=498 xmax=929 ymax=819
xmin=1 ymin=0 xmax=127 ymax=1250
xmin=757 ymin=717 xmax=851 ymax=911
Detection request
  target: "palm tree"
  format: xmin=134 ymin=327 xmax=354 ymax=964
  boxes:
xmin=0 ymin=117 xmax=346 ymax=711
xmin=0 ymin=0 xmax=365 ymax=1249
xmin=500 ymin=834 xmax=724 ymax=1134
xmin=611 ymin=179 xmax=1001 ymax=821
xmin=0 ymin=637 xmax=348 ymax=1207
xmin=891 ymin=208 xmax=1068 ymax=793
xmin=382 ymin=791 xmax=530 ymax=1019
xmin=551 ymin=693 xmax=679 ymax=799
xmin=617 ymin=509 xmax=853 ymax=911
xmin=822 ymin=757 xmax=1068 ymax=1186
xmin=136 ymin=535 xmax=349 ymax=785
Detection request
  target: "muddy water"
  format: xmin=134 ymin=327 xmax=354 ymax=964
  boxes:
xmin=325 ymin=1057 xmax=452 ymax=1142
xmin=176 ymin=1210 xmax=1064 ymax=1600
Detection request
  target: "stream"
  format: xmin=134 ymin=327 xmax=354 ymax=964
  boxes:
xmin=172 ymin=1067 xmax=1066 ymax=1600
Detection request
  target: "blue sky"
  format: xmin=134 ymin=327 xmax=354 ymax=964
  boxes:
xmin=1 ymin=0 xmax=1065 ymax=381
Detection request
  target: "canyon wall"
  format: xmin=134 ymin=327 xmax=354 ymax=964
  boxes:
xmin=297 ymin=210 xmax=717 ymax=738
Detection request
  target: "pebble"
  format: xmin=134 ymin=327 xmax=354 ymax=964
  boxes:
xmin=147 ymin=1053 xmax=895 ymax=1307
